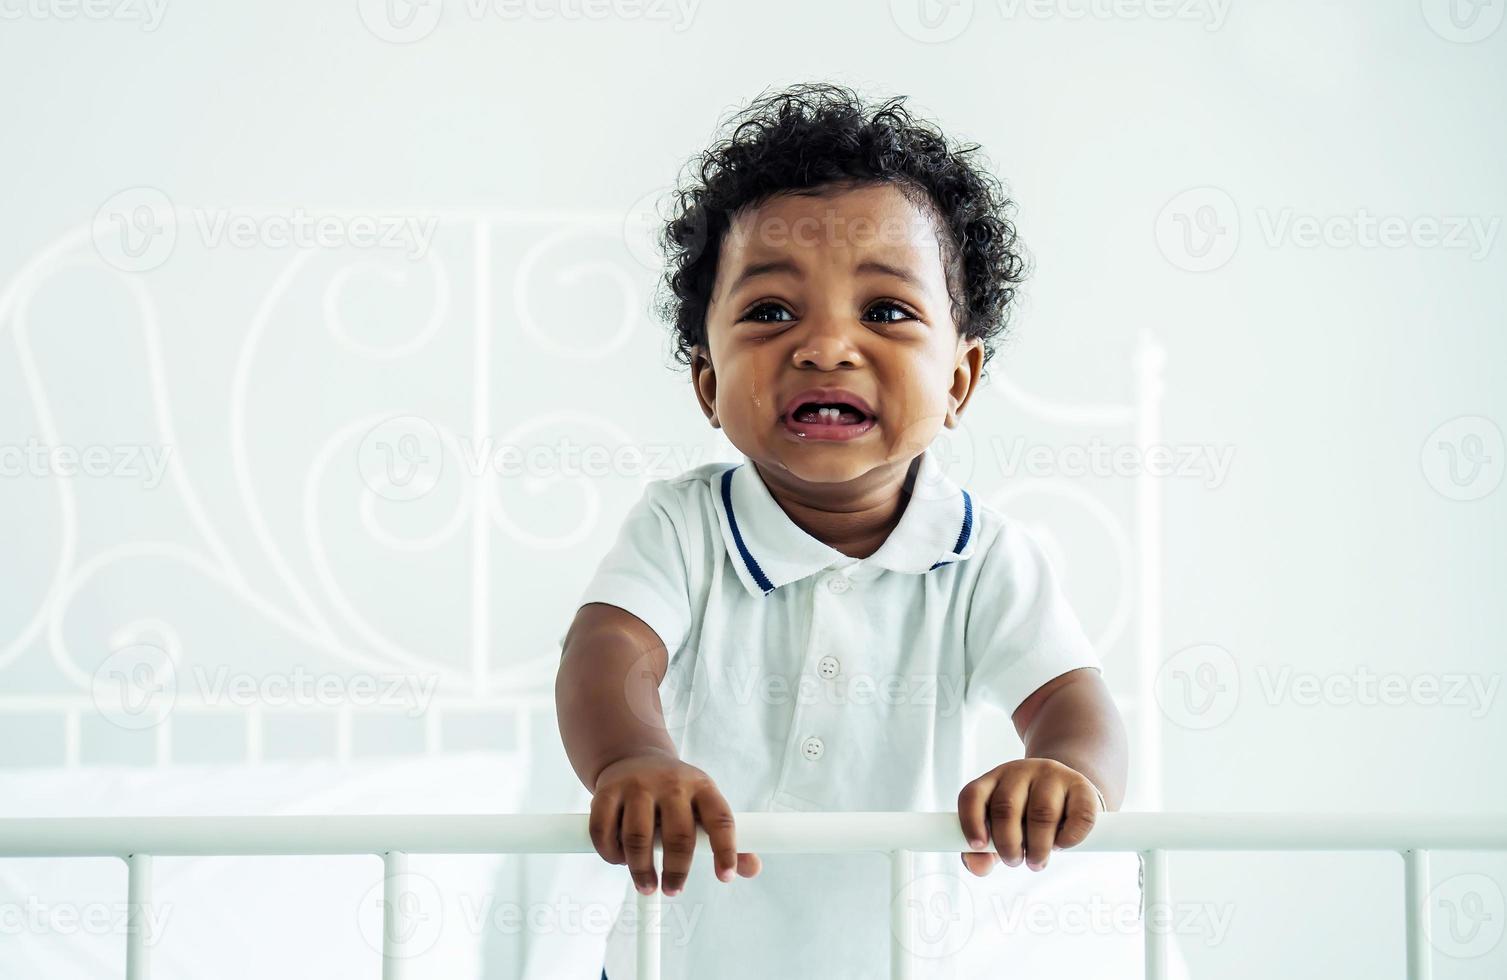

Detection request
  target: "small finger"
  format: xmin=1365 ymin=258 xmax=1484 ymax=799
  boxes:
xmin=957 ymin=775 xmax=998 ymax=851
xmin=736 ymin=852 xmax=762 ymax=878
xmin=588 ymin=792 xmax=625 ymax=866
xmin=960 ymin=851 xmax=998 ymax=877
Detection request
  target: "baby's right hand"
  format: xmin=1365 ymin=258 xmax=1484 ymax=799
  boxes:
xmin=589 ymin=749 xmax=761 ymax=896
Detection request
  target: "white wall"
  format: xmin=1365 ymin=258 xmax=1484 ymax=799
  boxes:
xmin=1 ymin=1 xmax=1504 ymax=977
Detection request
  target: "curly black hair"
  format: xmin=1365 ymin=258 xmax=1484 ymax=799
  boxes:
xmin=653 ymin=80 xmax=1029 ymax=382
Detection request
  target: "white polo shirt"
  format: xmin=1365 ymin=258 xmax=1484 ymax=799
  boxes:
xmin=569 ymin=444 xmax=1105 ymax=979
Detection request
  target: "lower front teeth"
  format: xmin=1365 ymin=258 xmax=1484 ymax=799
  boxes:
xmin=820 ymin=408 xmax=839 ymax=421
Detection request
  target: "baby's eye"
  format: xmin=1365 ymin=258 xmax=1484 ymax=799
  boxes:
xmin=742 ymin=302 xmax=794 ymax=324
xmin=865 ymin=300 xmax=918 ymax=324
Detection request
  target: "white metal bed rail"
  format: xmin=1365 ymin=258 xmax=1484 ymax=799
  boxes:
xmin=1 ymin=811 xmax=1502 ymax=980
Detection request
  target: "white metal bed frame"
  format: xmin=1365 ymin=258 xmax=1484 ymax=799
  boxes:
xmin=2 ymin=810 xmax=1501 ymax=980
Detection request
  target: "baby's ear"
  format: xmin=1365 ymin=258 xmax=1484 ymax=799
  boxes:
xmin=690 ymin=348 xmax=719 ymax=426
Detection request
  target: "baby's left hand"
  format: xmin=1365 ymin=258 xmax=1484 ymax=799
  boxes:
xmin=957 ymin=758 xmax=1103 ymax=875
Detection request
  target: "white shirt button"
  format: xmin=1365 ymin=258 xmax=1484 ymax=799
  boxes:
xmin=817 ymin=656 xmax=840 ymax=679
xmin=800 ymin=736 xmax=824 ymax=760
xmin=825 ymin=574 xmax=851 ymax=594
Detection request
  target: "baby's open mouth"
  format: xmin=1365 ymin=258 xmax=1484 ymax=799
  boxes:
xmin=789 ymin=402 xmax=872 ymax=425
xmin=780 ymin=399 xmax=878 ymax=441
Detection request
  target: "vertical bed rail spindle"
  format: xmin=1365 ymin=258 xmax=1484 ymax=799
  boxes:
xmin=1403 ymin=848 xmax=1432 ymax=980
xmin=890 ymin=848 xmax=914 ymax=980
xmin=382 ymin=850 xmax=407 ymax=980
xmin=125 ymin=853 xmax=152 ymax=980
xmin=1142 ymin=849 xmax=1168 ymax=980
xmin=637 ymin=882 xmax=661 ymax=979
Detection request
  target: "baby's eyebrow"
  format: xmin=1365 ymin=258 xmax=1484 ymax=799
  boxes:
xmin=725 ymin=257 xmax=924 ymax=297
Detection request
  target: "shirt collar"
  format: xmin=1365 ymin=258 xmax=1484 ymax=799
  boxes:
xmin=712 ymin=444 xmax=977 ymax=598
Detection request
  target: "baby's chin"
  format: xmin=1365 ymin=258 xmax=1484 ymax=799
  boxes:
xmin=758 ymin=446 xmax=911 ymax=489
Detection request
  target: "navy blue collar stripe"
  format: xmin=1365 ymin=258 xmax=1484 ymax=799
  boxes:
xmin=928 ymin=488 xmax=973 ymax=571
xmin=721 ymin=466 xmax=776 ymax=594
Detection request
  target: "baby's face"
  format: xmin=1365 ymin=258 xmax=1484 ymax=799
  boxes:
xmin=693 ymin=182 xmax=982 ymax=492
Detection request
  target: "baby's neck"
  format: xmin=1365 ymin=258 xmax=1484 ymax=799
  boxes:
xmin=753 ymin=456 xmax=919 ymax=559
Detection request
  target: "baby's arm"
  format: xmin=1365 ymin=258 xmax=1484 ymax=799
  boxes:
xmin=957 ymin=666 xmax=1127 ymax=875
xmin=556 ymin=602 xmax=760 ymax=896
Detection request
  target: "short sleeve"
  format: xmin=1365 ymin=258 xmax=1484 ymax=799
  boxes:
xmin=964 ymin=520 xmax=1103 ymax=717
xmin=567 ymin=478 xmax=693 ymax=657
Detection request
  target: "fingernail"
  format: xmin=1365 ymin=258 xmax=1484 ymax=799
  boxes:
xmin=968 ymin=837 xmax=985 ymax=849
xmin=718 ymin=868 xmax=733 ymax=882
xmin=636 ymin=883 xmax=653 ymax=894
